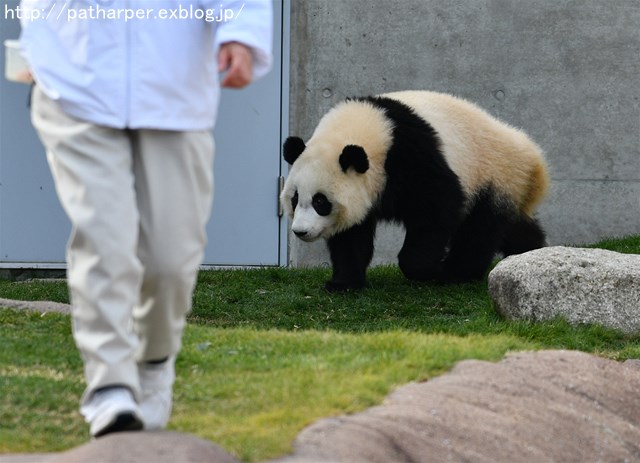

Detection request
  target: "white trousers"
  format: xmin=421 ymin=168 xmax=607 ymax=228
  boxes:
xmin=31 ymin=86 xmax=214 ymax=401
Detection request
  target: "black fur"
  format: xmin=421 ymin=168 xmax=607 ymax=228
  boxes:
xmin=283 ymin=136 xmax=306 ymax=165
xmin=326 ymin=216 xmax=377 ymax=292
xmin=320 ymin=96 xmax=545 ymax=291
xmin=312 ymin=193 xmax=332 ymax=216
xmin=439 ymin=186 xmax=514 ymax=282
xmin=500 ymin=214 xmax=546 ymax=257
xmin=339 ymin=145 xmax=369 ymax=173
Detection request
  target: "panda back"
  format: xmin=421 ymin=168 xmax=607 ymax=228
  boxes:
xmin=382 ymin=91 xmax=548 ymax=214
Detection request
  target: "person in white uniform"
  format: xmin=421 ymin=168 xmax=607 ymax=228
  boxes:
xmin=19 ymin=0 xmax=272 ymax=438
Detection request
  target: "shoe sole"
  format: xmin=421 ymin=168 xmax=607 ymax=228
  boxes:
xmin=94 ymin=412 xmax=144 ymax=438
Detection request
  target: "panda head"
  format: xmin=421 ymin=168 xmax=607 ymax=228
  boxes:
xmin=280 ymin=99 xmax=394 ymax=242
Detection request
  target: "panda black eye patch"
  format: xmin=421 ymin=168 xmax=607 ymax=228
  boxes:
xmin=312 ymin=193 xmax=332 ymax=216
xmin=291 ymin=191 xmax=298 ymax=210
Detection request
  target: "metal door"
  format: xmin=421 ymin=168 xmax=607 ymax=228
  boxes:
xmin=0 ymin=0 xmax=287 ymax=268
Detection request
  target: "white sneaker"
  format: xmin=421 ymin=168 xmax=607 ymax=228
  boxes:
xmin=80 ymin=386 xmax=143 ymax=438
xmin=139 ymin=356 xmax=175 ymax=430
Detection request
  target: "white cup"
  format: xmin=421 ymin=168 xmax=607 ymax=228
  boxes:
xmin=4 ymin=39 xmax=33 ymax=84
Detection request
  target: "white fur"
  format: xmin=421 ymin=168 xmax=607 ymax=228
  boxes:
xmin=290 ymin=205 xmax=334 ymax=242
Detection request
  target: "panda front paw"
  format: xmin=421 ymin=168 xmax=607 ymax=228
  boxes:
xmin=324 ymin=279 xmax=366 ymax=293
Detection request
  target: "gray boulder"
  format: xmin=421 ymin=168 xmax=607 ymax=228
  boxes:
xmin=0 ymin=298 xmax=71 ymax=314
xmin=488 ymin=246 xmax=640 ymax=333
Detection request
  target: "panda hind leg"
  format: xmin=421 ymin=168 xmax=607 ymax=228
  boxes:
xmin=397 ymin=226 xmax=449 ymax=282
xmin=500 ymin=214 xmax=547 ymax=256
xmin=441 ymin=225 xmax=505 ymax=283
xmin=441 ymin=191 xmax=509 ymax=283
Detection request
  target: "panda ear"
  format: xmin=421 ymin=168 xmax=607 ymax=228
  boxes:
xmin=283 ymin=136 xmax=306 ymax=165
xmin=339 ymin=145 xmax=369 ymax=174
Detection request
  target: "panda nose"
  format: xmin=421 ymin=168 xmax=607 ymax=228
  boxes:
xmin=294 ymin=230 xmax=308 ymax=238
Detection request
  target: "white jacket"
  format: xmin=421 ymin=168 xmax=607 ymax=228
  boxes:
xmin=19 ymin=0 xmax=273 ymax=130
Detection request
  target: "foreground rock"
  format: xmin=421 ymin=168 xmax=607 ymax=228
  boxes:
xmin=273 ymin=350 xmax=640 ymax=463
xmin=0 ymin=431 xmax=240 ymax=463
xmin=488 ymin=246 xmax=640 ymax=333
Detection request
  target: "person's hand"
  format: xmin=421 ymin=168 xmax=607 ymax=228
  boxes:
xmin=218 ymin=42 xmax=253 ymax=89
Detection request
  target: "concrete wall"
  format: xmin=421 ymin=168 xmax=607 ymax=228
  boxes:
xmin=287 ymin=0 xmax=640 ymax=268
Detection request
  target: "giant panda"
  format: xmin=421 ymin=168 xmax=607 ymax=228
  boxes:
xmin=281 ymin=90 xmax=549 ymax=292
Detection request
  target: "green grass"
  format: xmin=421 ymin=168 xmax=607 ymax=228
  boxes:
xmin=1 ymin=236 xmax=640 ymax=461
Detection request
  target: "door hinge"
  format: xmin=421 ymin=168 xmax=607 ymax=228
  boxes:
xmin=277 ymin=175 xmax=284 ymax=217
